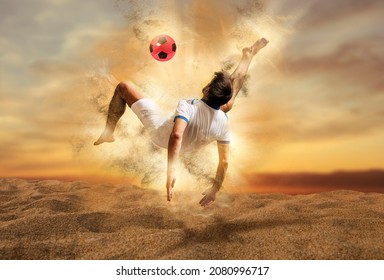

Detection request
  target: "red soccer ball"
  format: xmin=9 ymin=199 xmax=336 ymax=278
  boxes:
xmin=149 ymin=34 xmax=177 ymax=62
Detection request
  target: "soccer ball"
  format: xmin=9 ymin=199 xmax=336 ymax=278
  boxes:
xmin=149 ymin=34 xmax=177 ymax=62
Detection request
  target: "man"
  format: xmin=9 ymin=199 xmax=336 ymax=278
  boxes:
xmin=94 ymin=37 xmax=269 ymax=206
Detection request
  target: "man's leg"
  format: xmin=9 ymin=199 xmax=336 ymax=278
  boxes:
xmin=94 ymin=81 xmax=144 ymax=145
xmin=220 ymin=38 xmax=269 ymax=113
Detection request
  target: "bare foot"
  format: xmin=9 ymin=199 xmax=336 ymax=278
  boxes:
xmin=250 ymin=38 xmax=269 ymax=55
xmin=94 ymin=130 xmax=115 ymax=145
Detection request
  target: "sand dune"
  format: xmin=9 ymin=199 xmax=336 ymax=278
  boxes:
xmin=0 ymin=178 xmax=383 ymax=260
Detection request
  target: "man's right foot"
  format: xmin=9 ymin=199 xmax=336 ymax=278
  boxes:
xmin=94 ymin=131 xmax=115 ymax=145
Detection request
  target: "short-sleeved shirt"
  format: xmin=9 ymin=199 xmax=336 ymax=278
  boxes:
xmin=131 ymin=98 xmax=231 ymax=151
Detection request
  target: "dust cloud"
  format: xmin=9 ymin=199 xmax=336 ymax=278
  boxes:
xmin=74 ymin=0 xmax=300 ymax=193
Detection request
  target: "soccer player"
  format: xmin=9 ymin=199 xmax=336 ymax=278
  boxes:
xmin=94 ymin=38 xmax=269 ymax=206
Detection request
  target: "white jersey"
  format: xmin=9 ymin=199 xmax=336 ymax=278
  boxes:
xmin=149 ymin=99 xmax=231 ymax=151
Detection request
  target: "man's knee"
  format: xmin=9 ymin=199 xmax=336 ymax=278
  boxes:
xmin=117 ymin=81 xmax=143 ymax=107
xmin=117 ymin=81 xmax=132 ymax=94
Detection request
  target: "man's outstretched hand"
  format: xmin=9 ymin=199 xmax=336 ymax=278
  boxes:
xmin=199 ymin=187 xmax=218 ymax=207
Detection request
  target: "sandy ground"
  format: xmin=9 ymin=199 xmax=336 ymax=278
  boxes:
xmin=0 ymin=178 xmax=383 ymax=260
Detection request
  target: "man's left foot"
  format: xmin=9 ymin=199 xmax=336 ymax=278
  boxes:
xmin=251 ymin=38 xmax=269 ymax=55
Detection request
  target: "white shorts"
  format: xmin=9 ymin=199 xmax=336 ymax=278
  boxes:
xmin=131 ymin=98 xmax=172 ymax=148
xmin=131 ymin=99 xmax=166 ymax=130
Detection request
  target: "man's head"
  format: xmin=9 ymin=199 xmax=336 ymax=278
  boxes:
xmin=202 ymin=71 xmax=232 ymax=108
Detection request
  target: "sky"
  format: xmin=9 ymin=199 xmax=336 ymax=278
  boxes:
xmin=1 ymin=0 xmax=384 ymax=192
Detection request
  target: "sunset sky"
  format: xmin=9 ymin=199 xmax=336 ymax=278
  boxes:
xmin=1 ymin=0 xmax=383 ymax=192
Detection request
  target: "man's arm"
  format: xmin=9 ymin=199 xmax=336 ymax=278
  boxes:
xmin=166 ymin=117 xmax=188 ymax=201
xmin=221 ymin=38 xmax=269 ymax=113
xmin=199 ymin=142 xmax=229 ymax=207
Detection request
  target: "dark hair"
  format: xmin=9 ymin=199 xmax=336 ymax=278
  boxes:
xmin=205 ymin=71 xmax=232 ymax=108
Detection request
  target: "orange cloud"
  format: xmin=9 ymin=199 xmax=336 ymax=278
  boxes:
xmin=243 ymin=170 xmax=384 ymax=194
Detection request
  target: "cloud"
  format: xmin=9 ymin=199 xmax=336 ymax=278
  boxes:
xmin=283 ymin=0 xmax=384 ymax=60
xmin=29 ymin=60 xmax=81 ymax=77
xmin=245 ymin=169 xmax=384 ymax=194
xmin=274 ymin=38 xmax=384 ymax=141
xmin=283 ymin=40 xmax=384 ymax=82
xmin=298 ymin=0 xmax=384 ymax=29
xmin=0 ymin=37 xmax=23 ymax=65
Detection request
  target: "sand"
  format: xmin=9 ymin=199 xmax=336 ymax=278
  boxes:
xmin=0 ymin=178 xmax=383 ymax=260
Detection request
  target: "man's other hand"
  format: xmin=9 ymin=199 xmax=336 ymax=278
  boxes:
xmin=166 ymin=177 xmax=176 ymax=201
xmin=199 ymin=187 xmax=218 ymax=207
